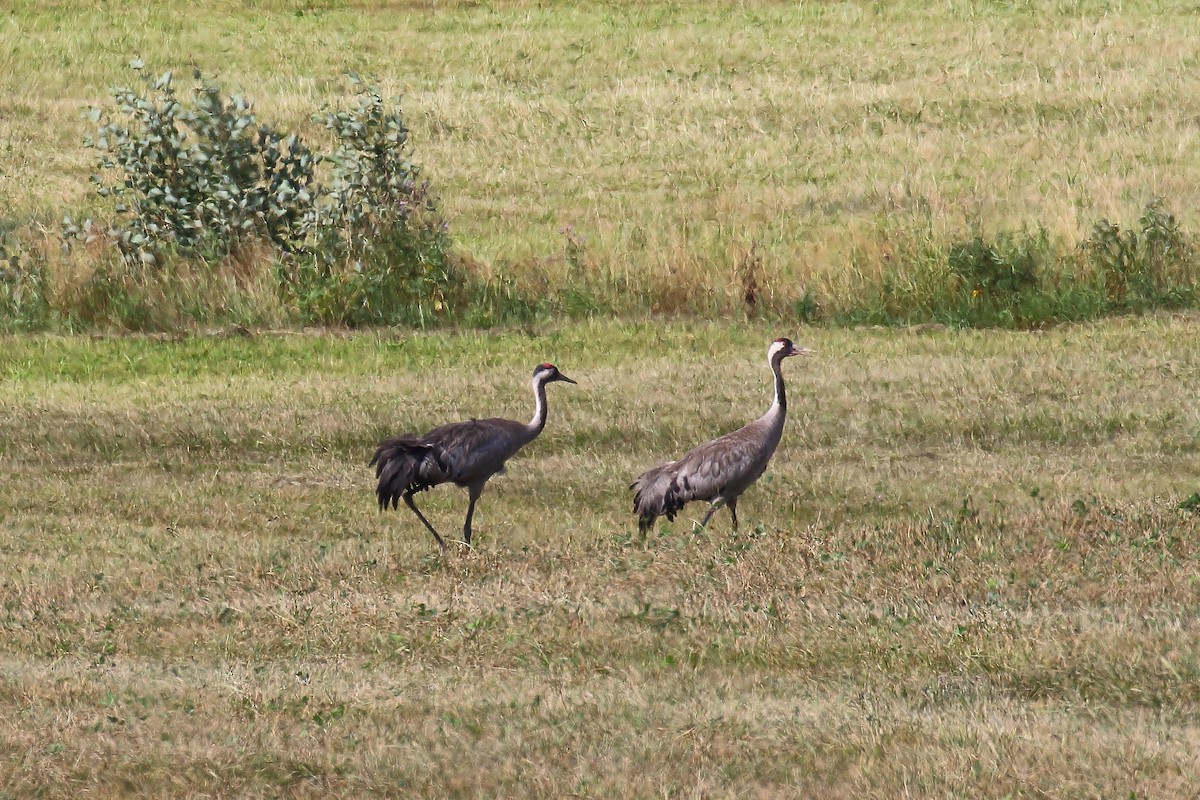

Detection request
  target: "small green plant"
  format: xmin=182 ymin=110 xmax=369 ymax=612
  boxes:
xmin=948 ymin=232 xmax=1040 ymax=296
xmin=0 ymin=221 xmax=51 ymax=331
xmin=1080 ymin=198 xmax=1197 ymax=310
xmin=1085 ymin=220 xmax=1143 ymax=305
xmin=305 ymin=74 xmax=444 ymax=259
xmin=792 ymin=288 xmax=821 ymax=323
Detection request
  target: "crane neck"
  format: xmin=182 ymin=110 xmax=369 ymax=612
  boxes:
xmin=527 ymin=374 xmax=550 ymax=436
xmin=767 ymin=353 xmax=787 ymax=418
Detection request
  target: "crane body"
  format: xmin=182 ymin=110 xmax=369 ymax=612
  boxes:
xmin=372 ymin=363 xmax=576 ymax=551
xmin=631 ymin=338 xmax=810 ymax=533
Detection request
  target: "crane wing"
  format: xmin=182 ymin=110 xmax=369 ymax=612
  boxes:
xmin=630 ymin=460 xmax=678 ymax=519
xmin=370 ymin=435 xmax=448 ymax=507
xmin=669 ymin=422 xmax=770 ymax=504
xmin=420 ymin=418 xmax=529 ymax=484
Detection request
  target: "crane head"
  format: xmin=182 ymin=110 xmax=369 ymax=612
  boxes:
xmin=770 ymin=337 xmax=813 ymax=360
xmin=533 ymin=362 xmax=578 ymax=385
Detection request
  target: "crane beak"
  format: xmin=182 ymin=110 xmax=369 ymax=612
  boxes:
xmin=557 ymin=374 xmax=578 ymax=385
xmin=791 ymin=346 xmax=814 ymax=357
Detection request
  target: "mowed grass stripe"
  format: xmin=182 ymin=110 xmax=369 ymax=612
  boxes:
xmin=2 ymin=319 xmax=1200 ymax=794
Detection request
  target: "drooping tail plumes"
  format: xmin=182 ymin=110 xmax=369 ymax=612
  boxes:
xmin=370 ymin=436 xmax=447 ymax=510
xmin=630 ymin=461 xmax=684 ymax=533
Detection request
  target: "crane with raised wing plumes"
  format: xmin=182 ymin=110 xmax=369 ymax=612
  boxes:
xmin=630 ymin=338 xmax=811 ymax=533
xmin=371 ymin=363 xmax=576 ymax=551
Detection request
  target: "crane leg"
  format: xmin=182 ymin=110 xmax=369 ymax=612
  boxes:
xmin=462 ymin=485 xmax=484 ymax=546
xmin=403 ymin=491 xmax=447 ymax=552
xmin=696 ymin=500 xmax=724 ymax=531
xmin=728 ymin=497 xmax=739 ymax=531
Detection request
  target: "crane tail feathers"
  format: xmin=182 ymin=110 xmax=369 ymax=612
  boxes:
xmin=371 ymin=436 xmax=446 ymax=511
xmin=630 ymin=461 xmax=685 ymax=532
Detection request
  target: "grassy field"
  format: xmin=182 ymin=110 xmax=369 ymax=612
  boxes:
xmin=2 ymin=317 xmax=1200 ymax=796
xmin=3 ymin=2 xmax=1200 ymax=794
xmin=5 ymin=1 xmax=1200 ymax=318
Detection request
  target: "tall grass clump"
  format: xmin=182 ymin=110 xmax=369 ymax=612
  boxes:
xmin=841 ymin=200 xmax=1200 ymax=329
xmin=56 ymin=63 xmax=476 ymax=330
xmin=0 ymin=219 xmax=52 ymax=331
xmin=1080 ymin=199 xmax=1198 ymax=313
xmin=841 ymin=226 xmax=1067 ymax=328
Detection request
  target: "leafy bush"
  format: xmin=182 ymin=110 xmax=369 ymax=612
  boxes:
xmin=275 ymin=76 xmax=457 ymax=326
xmin=309 ymin=76 xmax=436 ymax=260
xmin=74 ymin=63 xmax=457 ymax=327
xmin=81 ymin=61 xmax=318 ymax=261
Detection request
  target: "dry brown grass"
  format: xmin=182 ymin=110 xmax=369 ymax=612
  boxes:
xmin=2 ymin=316 xmax=1199 ymax=796
xmin=4 ymin=1 xmax=1200 ymax=314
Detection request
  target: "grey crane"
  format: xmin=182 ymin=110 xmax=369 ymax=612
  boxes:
xmin=371 ymin=362 xmax=576 ymax=551
xmin=630 ymin=337 xmax=811 ymax=533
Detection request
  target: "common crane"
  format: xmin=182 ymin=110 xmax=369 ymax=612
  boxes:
xmin=631 ymin=338 xmax=811 ymax=533
xmin=371 ymin=362 xmax=576 ymax=551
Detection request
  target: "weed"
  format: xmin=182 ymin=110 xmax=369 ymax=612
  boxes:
xmin=737 ymin=240 xmax=761 ymax=316
xmin=0 ymin=224 xmax=51 ymax=331
xmin=792 ymin=289 xmax=821 ymax=324
xmin=948 ymin=233 xmax=1039 ymax=296
xmin=1080 ymin=198 xmax=1198 ymax=312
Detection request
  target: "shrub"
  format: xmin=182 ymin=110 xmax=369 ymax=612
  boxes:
xmin=82 ymin=61 xmax=319 ymax=262
xmin=74 ymin=63 xmax=456 ymax=327
xmin=275 ymin=75 xmax=457 ymax=326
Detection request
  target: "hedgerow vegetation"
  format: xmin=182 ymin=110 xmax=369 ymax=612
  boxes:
xmin=8 ymin=65 xmax=472 ymax=331
xmin=2 ymin=1 xmax=1200 ymax=332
